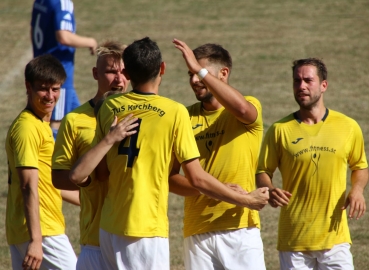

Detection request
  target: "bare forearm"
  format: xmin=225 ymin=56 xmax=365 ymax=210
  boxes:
xmin=22 ymin=186 xmax=42 ymax=243
xmin=169 ymin=173 xmax=201 ymax=196
xmin=56 ymin=30 xmax=96 ymax=48
xmin=52 ymin=170 xmax=79 ymax=190
xmin=256 ymin=172 xmax=275 ymax=189
xmin=61 ymin=190 xmax=80 ymax=206
xmin=70 ymin=137 xmax=113 ymax=184
xmin=351 ymin=168 xmax=369 ymax=191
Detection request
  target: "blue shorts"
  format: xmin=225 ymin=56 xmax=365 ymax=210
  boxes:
xmin=51 ymin=86 xmax=80 ymax=121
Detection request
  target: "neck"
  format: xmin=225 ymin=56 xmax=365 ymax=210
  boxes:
xmin=132 ymin=78 xmax=160 ymax=95
xmin=25 ymin=104 xmax=51 ymax=122
xmin=297 ymin=105 xmax=327 ymax=124
xmin=202 ymin=97 xmax=223 ymax=111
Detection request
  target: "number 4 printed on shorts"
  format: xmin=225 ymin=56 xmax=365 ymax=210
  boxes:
xmin=118 ymin=118 xmax=142 ymax=168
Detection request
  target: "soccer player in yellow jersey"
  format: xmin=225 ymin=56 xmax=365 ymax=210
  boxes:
xmin=170 ymin=39 xmax=267 ymax=270
xmin=6 ymin=54 xmax=77 ymax=270
xmin=69 ymin=37 xmax=269 ymax=270
xmin=52 ymin=41 xmax=129 ymax=270
xmin=256 ymin=58 xmax=368 ymax=269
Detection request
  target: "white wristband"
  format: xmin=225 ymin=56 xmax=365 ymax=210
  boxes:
xmin=197 ymin=68 xmax=208 ymax=80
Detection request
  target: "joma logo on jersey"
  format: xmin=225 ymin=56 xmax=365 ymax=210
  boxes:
xmin=192 ymin=124 xmax=203 ymax=129
xmin=292 ymin=138 xmax=303 ymax=144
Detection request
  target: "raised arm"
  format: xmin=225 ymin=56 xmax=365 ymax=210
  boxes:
xmin=70 ymin=115 xmax=138 ymax=185
xmin=256 ymin=172 xmax=292 ymax=208
xmin=182 ymin=159 xmax=269 ymax=210
xmin=56 ymin=30 xmax=97 ymax=55
xmin=342 ymin=168 xmax=368 ymax=219
xmin=17 ymin=167 xmax=43 ymax=270
xmin=173 ymin=38 xmax=257 ymax=124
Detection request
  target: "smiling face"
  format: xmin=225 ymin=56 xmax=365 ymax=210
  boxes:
xmin=26 ymin=80 xmax=61 ymax=120
xmin=189 ymin=58 xmax=223 ymax=103
xmin=93 ymin=55 xmax=129 ymax=95
xmin=293 ymin=65 xmax=327 ymax=110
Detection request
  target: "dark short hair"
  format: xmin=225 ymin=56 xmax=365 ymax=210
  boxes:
xmin=193 ymin=43 xmax=232 ymax=70
xmin=292 ymin=58 xmax=327 ymax=81
xmin=123 ymin=37 xmax=162 ymax=85
xmin=25 ymin=54 xmax=66 ymax=85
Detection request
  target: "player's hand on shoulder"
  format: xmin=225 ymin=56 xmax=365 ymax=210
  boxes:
xmin=268 ymin=188 xmax=292 ymax=208
xmin=107 ymin=114 xmax=139 ymax=144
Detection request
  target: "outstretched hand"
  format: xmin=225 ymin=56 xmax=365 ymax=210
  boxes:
xmin=173 ymin=38 xmax=202 ymax=75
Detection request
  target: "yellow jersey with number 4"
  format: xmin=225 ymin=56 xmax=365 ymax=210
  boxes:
xmin=96 ymin=90 xmax=200 ymax=238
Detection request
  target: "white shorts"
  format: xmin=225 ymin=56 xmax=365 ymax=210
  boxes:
xmin=184 ymin=227 xmax=266 ymax=270
xmin=76 ymin=245 xmax=105 ymax=270
xmin=279 ymin=243 xmax=353 ymax=270
xmin=10 ymin=234 xmax=77 ymax=270
xmin=99 ymin=228 xmax=169 ymax=270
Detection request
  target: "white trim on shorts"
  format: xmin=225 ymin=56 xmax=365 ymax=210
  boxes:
xmin=10 ymin=234 xmax=77 ymax=270
xmin=279 ymin=243 xmax=353 ymax=270
xmin=184 ymin=227 xmax=266 ymax=270
xmin=99 ymin=228 xmax=169 ymax=270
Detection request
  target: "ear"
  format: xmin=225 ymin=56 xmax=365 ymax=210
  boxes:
xmin=160 ymin=62 xmax=166 ymax=75
xmin=25 ymin=81 xmax=32 ymax=96
xmin=219 ymin=67 xmax=229 ymax=82
xmin=92 ymin=67 xmax=98 ymax=80
xmin=320 ymin=80 xmax=328 ymax=93
xmin=122 ymin=68 xmax=131 ymax=80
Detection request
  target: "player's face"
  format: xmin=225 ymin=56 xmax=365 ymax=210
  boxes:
xmin=26 ymin=80 xmax=61 ymax=117
xmin=189 ymin=58 xmax=219 ymax=103
xmin=95 ymin=55 xmax=129 ymax=94
xmin=293 ymin=65 xmax=327 ymax=110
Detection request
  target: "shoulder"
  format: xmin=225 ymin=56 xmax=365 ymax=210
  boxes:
xmin=327 ymin=109 xmax=362 ymax=131
xmin=186 ymin=102 xmax=201 ymax=114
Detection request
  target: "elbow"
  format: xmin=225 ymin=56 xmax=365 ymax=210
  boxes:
xmin=69 ymin=170 xmax=81 ymax=185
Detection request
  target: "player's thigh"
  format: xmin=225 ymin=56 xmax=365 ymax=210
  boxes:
xmin=9 ymin=242 xmax=28 ymax=269
xmin=217 ymin=228 xmax=266 ymax=270
xmin=77 ymin=245 xmax=105 ymax=270
xmin=317 ymin=243 xmax=353 ymax=270
xmin=100 ymin=228 xmax=169 ymax=270
xmin=184 ymin=233 xmax=224 ymax=270
xmin=41 ymin=234 xmax=77 ymax=269
xmin=280 ymin=250 xmax=318 ymax=270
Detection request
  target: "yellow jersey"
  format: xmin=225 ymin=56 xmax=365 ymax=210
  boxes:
xmin=6 ymin=110 xmax=65 ymax=245
xmin=257 ymin=109 xmax=368 ymax=251
xmin=96 ymin=90 xmax=200 ymax=237
xmin=183 ymin=96 xmax=263 ymax=237
xmin=52 ymin=100 xmax=108 ymax=246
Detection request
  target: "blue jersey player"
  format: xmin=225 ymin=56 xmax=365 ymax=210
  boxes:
xmin=31 ymin=0 xmax=97 ymax=138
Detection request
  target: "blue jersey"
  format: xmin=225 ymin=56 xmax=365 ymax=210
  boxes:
xmin=31 ymin=0 xmax=76 ymax=88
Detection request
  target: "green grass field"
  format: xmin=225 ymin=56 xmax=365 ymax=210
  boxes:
xmin=1 ymin=0 xmax=369 ymax=269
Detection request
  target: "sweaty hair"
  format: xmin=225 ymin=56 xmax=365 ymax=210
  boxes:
xmin=123 ymin=37 xmax=162 ymax=85
xmin=25 ymin=54 xmax=66 ymax=85
xmin=292 ymin=58 xmax=328 ymax=82
xmin=193 ymin=43 xmax=232 ymax=71
xmin=96 ymin=40 xmax=127 ymax=61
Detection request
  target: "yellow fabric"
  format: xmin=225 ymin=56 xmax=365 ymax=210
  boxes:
xmin=52 ymin=101 xmax=108 ymax=246
xmin=6 ymin=110 xmax=65 ymax=245
xmin=257 ymin=109 xmax=368 ymax=251
xmin=96 ymin=91 xmax=200 ymax=237
xmin=183 ymin=96 xmax=263 ymax=237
